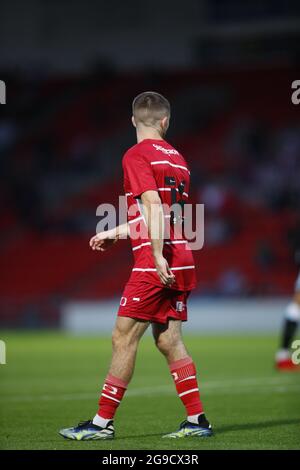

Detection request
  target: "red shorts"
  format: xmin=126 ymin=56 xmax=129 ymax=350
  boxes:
xmin=117 ymin=281 xmax=190 ymax=324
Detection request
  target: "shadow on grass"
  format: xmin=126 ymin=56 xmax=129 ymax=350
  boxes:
xmin=115 ymin=432 xmax=165 ymax=441
xmin=115 ymin=418 xmax=300 ymax=441
xmin=216 ymin=417 xmax=300 ymax=434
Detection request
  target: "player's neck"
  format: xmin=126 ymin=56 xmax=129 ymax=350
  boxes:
xmin=136 ymin=128 xmax=164 ymax=144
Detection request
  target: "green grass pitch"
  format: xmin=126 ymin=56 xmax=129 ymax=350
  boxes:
xmin=0 ymin=331 xmax=299 ymax=450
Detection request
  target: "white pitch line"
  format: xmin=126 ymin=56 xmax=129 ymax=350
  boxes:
xmin=1 ymin=376 xmax=299 ymax=403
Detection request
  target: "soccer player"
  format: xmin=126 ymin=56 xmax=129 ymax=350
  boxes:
xmin=275 ymin=270 xmax=300 ymax=371
xmin=59 ymin=92 xmax=212 ymax=440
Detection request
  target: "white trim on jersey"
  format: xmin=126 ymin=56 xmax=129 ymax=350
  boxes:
xmin=128 ymin=215 xmax=144 ymax=224
xmin=132 ymin=265 xmax=195 ymax=272
xmin=128 ymin=207 xmax=174 ymax=228
xmin=132 ymin=242 xmax=152 ymax=251
xmin=150 ymin=161 xmax=190 ymax=174
xmin=132 ymin=268 xmax=157 ymax=272
xmin=170 ymin=265 xmax=195 ymax=271
xmin=132 ymin=240 xmax=187 ymax=252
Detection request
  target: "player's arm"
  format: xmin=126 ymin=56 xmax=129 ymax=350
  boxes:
xmin=141 ymin=190 xmax=175 ymax=287
xmin=89 ymin=222 xmax=129 ymax=252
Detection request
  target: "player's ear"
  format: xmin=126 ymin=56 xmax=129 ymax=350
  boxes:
xmin=161 ymin=116 xmax=169 ymax=132
xmin=131 ymin=116 xmax=136 ymax=128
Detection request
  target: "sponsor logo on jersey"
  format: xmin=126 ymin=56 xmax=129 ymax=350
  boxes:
xmin=165 ymin=176 xmax=176 ymax=185
xmin=153 ymin=144 xmax=179 ymax=155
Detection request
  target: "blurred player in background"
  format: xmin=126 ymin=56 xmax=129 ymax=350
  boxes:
xmin=59 ymin=92 xmax=212 ymax=440
xmin=275 ymin=264 xmax=300 ymax=371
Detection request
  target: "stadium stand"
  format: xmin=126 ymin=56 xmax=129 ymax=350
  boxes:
xmin=1 ymin=66 xmax=299 ymax=326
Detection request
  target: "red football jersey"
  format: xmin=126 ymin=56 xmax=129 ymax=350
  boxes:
xmin=122 ymin=138 xmax=196 ymax=291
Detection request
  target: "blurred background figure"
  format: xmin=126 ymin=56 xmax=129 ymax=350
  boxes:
xmin=276 ymin=258 xmax=300 ymax=371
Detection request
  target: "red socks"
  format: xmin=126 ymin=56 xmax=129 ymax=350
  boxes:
xmin=96 ymin=357 xmax=203 ymax=421
xmin=169 ymin=356 xmax=204 ymax=416
xmin=97 ymin=374 xmax=127 ymax=419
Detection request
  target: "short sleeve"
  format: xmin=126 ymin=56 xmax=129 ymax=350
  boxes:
xmin=123 ymin=152 xmax=158 ymax=198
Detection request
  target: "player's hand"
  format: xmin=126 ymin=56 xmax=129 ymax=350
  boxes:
xmin=155 ymin=255 xmax=175 ymax=287
xmin=89 ymin=232 xmax=117 ymax=252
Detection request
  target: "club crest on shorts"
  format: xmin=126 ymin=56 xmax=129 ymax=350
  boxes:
xmin=176 ymin=301 xmax=184 ymax=312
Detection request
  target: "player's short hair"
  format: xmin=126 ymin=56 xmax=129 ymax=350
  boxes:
xmin=132 ymin=91 xmax=170 ymax=126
